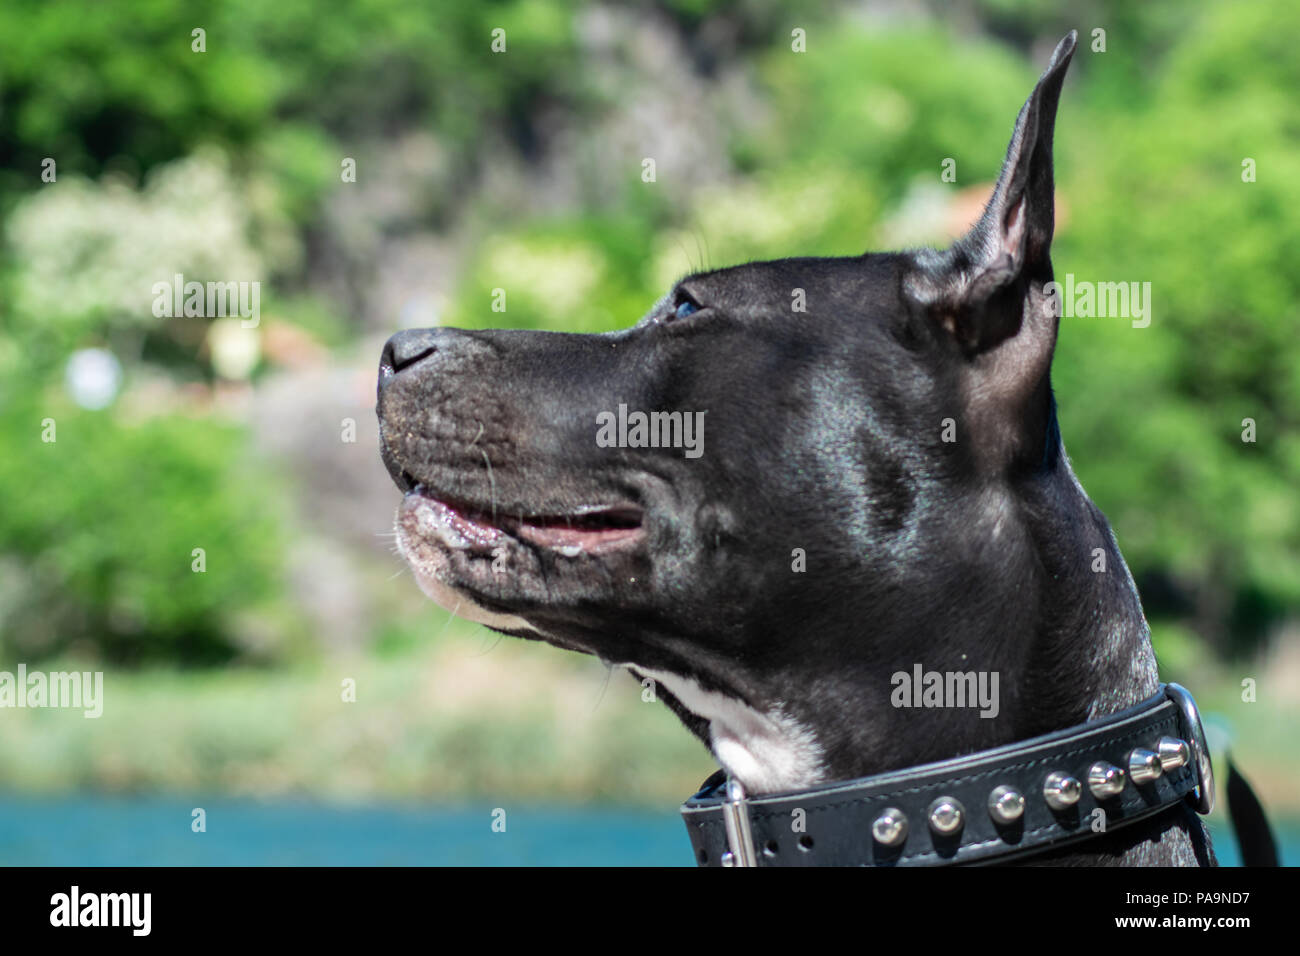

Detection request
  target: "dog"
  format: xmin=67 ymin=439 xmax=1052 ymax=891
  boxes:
xmin=376 ymin=31 xmax=1219 ymax=865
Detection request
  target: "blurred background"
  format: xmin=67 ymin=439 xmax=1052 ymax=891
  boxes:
xmin=0 ymin=0 xmax=1296 ymax=865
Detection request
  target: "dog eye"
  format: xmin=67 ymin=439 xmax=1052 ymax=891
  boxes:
xmin=672 ymin=292 xmax=702 ymax=320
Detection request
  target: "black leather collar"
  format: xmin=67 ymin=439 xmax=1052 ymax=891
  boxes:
xmin=681 ymin=682 xmax=1214 ymax=866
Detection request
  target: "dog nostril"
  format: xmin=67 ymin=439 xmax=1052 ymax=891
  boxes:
xmin=379 ymin=330 xmax=441 ymax=384
xmin=391 ymin=344 xmax=436 ymax=372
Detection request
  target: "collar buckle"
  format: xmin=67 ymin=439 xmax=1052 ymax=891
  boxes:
xmin=720 ymin=778 xmax=759 ymax=867
xmin=1165 ymin=682 xmax=1215 ymax=815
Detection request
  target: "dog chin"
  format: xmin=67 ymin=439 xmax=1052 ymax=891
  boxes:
xmin=408 ymin=561 xmax=540 ymax=634
xmin=394 ymin=499 xmax=540 ymax=634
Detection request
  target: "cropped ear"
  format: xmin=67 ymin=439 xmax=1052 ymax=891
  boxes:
xmin=906 ymin=31 xmax=1076 ymax=356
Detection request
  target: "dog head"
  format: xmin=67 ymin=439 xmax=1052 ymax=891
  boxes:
xmin=376 ymin=34 xmax=1133 ymax=793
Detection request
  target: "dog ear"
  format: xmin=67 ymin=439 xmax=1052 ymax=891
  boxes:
xmin=906 ymin=31 xmax=1076 ymax=356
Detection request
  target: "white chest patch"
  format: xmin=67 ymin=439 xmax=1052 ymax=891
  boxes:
xmin=626 ymin=665 xmax=826 ymax=794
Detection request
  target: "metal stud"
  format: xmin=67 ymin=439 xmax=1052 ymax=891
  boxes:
xmin=1088 ymin=761 xmax=1126 ymax=799
xmin=871 ymin=807 xmax=909 ymax=847
xmin=1157 ymin=736 xmax=1190 ymax=772
xmin=928 ymin=797 xmax=965 ymax=836
xmin=1128 ymin=748 xmax=1163 ymax=785
xmin=1043 ymin=771 xmax=1082 ymax=810
xmin=988 ymin=785 xmax=1025 ymax=824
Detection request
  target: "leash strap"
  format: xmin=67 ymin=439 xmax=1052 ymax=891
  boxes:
xmin=681 ymin=682 xmax=1213 ymax=866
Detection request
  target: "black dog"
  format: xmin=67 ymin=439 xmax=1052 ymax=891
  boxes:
xmin=377 ymin=31 xmax=1216 ymax=865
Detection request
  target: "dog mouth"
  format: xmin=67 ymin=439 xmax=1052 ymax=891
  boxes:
xmin=392 ymin=482 xmax=648 ymax=645
xmin=403 ymin=483 xmax=645 ymax=556
xmin=386 ymin=446 xmax=652 ymax=636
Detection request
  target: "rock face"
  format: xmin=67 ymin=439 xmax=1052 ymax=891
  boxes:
xmin=248 ymin=350 xmax=412 ymax=653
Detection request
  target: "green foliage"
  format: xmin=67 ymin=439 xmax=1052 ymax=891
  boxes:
xmin=754 ymin=27 xmax=1032 ymax=198
xmin=0 ymin=0 xmax=584 ymax=195
xmin=0 ymin=391 xmax=294 ymax=664
xmin=5 ymin=150 xmax=275 ymax=353
xmin=1054 ymin=1 xmax=1300 ymax=652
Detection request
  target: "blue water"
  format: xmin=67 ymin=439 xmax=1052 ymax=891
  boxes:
xmin=0 ymin=794 xmax=1289 ymax=866
xmin=0 ymin=794 xmax=691 ymax=866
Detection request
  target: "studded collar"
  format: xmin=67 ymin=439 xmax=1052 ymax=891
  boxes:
xmin=681 ymin=683 xmax=1214 ymax=866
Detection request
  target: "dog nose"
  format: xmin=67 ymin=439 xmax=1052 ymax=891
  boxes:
xmin=378 ymin=328 xmax=441 ymax=392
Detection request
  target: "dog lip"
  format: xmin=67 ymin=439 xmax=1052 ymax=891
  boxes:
xmin=408 ymin=489 xmax=645 ymax=554
xmin=408 ymin=493 xmax=510 ymax=552
xmin=512 ymin=515 xmax=644 ymax=554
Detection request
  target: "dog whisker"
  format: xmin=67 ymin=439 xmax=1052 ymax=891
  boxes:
xmin=589 ymin=660 xmax=615 ymax=713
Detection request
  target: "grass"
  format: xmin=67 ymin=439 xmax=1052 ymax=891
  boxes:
xmin=2 ymin=616 xmax=1296 ymax=830
xmin=0 ymin=619 xmax=717 ymax=807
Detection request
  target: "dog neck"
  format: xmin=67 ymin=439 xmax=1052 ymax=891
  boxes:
xmin=644 ymin=430 xmax=1160 ymax=801
xmin=649 ymin=473 xmax=1208 ymax=865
